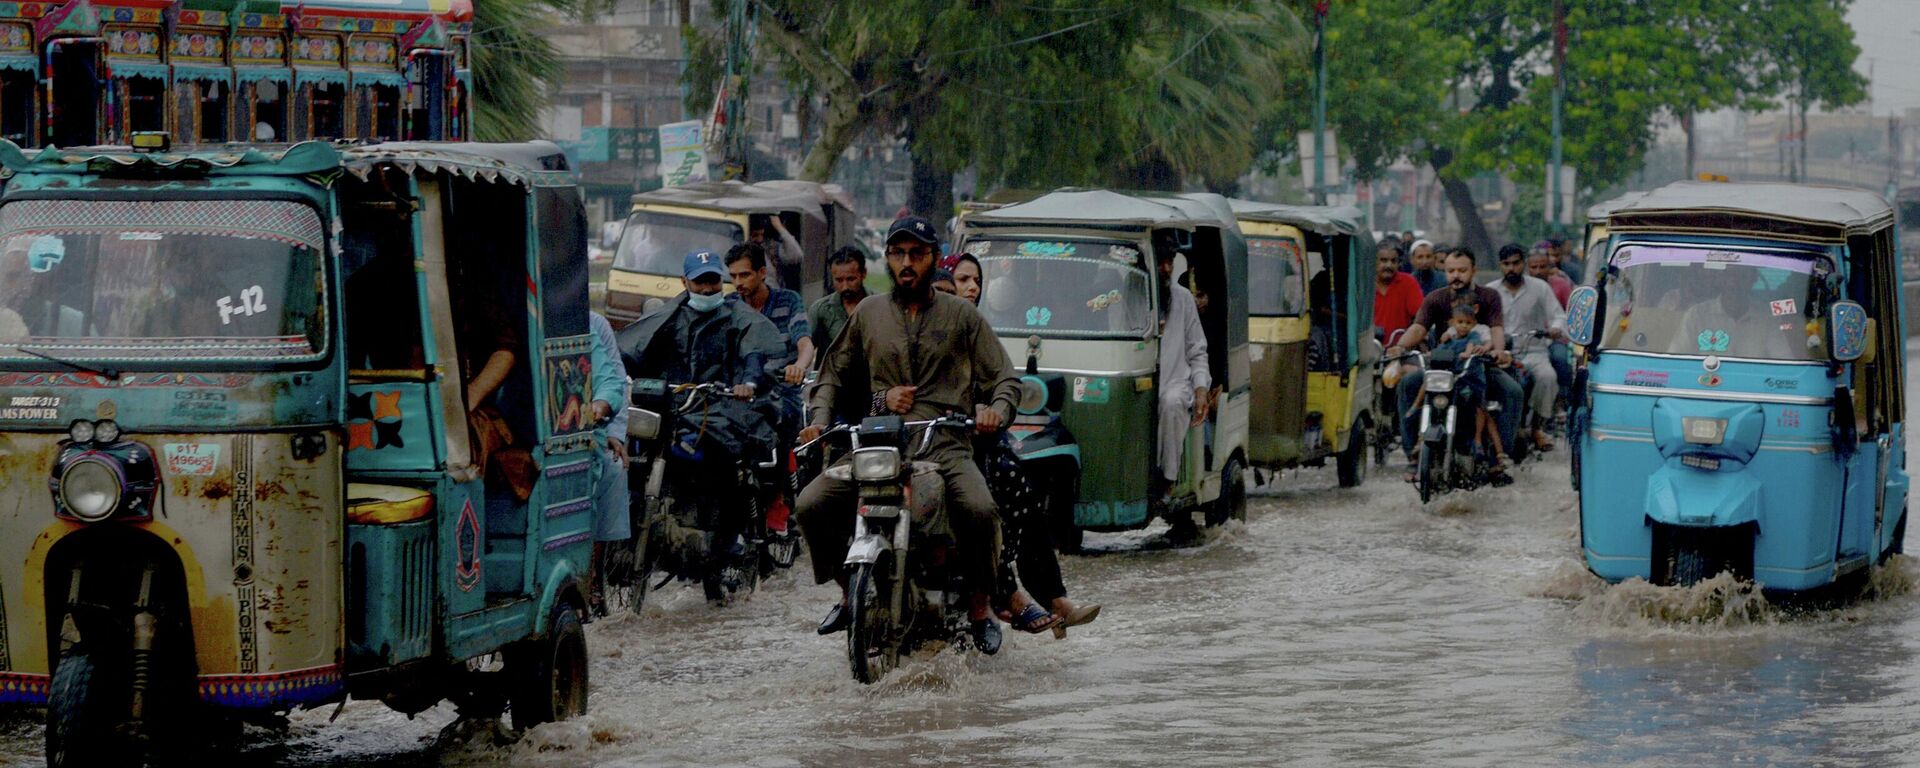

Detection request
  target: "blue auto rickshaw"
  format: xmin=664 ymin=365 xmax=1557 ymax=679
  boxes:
xmin=1566 ymin=181 xmax=1909 ymax=591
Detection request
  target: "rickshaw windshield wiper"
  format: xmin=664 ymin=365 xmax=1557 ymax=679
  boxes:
xmin=11 ymin=345 xmax=119 ymax=380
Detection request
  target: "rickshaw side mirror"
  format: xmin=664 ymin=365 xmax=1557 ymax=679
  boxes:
xmin=1565 ymin=286 xmax=1600 ymax=347
xmin=1829 ymin=301 xmax=1869 ymax=363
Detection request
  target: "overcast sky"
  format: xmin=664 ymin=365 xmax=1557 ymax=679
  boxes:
xmin=1846 ymin=0 xmax=1920 ymax=115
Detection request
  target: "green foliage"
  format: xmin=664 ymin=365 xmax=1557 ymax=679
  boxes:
xmin=735 ymin=0 xmax=1303 ymax=187
xmin=470 ymin=0 xmax=586 ymax=142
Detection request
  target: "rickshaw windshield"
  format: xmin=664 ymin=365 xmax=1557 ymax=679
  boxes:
xmin=970 ymin=238 xmax=1153 ymax=339
xmin=1247 ymin=235 xmax=1306 ymax=316
xmin=1598 ymin=245 xmax=1822 ymax=361
xmin=615 ymin=210 xmax=742 ymax=275
xmin=0 ymin=198 xmax=326 ymax=363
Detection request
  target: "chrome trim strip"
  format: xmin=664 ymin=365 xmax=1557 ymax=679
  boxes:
xmin=1757 ymin=442 xmax=1833 ymax=455
xmin=1591 ymin=383 xmax=1831 ymax=405
xmin=1598 ymin=350 xmax=1824 ymax=368
xmin=1591 ymin=430 xmax=1654 ymax=444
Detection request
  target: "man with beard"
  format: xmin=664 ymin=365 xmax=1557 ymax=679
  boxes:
xmin=1486 ymin=244 xmax=1566 ymax=452
xmin=810 ymin=246 xmax=869 ymax=349
xmin=1409 ymin=239 xmax=1445 ymax=295
xmin=797 ymin=217 xmax=1020 ymax=653
xmin=1384 ymin=249 xmax=1523 ymax=472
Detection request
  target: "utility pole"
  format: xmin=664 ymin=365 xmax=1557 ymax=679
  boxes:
xmin=1311 ymin=1 xmax=1329 ymax=205
xmin=720 ymin=0 xmax=751 ymax=180
xmin=1550 ymin=0 xmax=1565 ymax=229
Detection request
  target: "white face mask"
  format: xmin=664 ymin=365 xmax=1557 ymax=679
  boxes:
xmin=686 ymin=291 xmax=725 ymax=313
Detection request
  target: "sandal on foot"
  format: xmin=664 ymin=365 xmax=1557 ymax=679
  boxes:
xmin=1009 ymin=603 xmax=1057 ymax=634
xmin=1050 ymin=603 xmax=1102 ymax=639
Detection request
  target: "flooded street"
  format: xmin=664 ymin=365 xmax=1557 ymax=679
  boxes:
xmin=3 ymin=362 xmax=1918 ymax=766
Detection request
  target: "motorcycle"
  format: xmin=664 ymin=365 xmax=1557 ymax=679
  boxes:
xmin=797 ymin=414 xmax=980 ymax=684
xmin=607 ymin=380 xmax=786 ymax=613
xmin=1392 ymin=348 xmax=1524 ymax=503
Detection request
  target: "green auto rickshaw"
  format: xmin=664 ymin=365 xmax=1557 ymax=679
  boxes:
xmin=1229 ymin=200 xmax=1379 ymax=487
xmin=958 ymin=189 xmax=1250 ymax=549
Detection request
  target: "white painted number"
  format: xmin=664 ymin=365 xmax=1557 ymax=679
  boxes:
xmin=218 ymin=285 xmax=268 ymax=325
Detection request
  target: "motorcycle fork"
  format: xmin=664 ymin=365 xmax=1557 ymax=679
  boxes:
xmin=128 ymin=564 xmax=157 ymax=728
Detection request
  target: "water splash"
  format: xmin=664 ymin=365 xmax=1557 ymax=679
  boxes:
xmin=1570 ymin=573 xmax=1775 ymax=628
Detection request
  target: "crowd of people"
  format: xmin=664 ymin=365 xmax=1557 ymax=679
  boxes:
xmin=1374 ymin=233 xmax=1578 ymax=480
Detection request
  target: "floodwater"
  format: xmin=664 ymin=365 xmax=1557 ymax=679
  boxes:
xmin=3 ymin=363 xmax=1919 ymax=766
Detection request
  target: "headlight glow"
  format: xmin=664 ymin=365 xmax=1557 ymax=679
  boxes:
xmin=850 ymin=447 xmax=901 ymax=482
xmin=60 ymin=459 xmax=122 ymax=521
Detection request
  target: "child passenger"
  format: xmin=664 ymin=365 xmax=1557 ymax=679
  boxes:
xmin=1424 ymin=302 xmax=1509 ymax=471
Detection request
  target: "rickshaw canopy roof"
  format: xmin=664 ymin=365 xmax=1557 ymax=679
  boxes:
xmin=0 ymin=139 xmax=343 ymax=176
xmin=630 ymin=180 xmax=851 ymax=223
xmin=1228 ymin=200 xmax=1367 ymax=237
xmin=344 ymin=141 xmax=573 ymax=188
xmin=963 ymin=189 xmax=1236 ymax=232
xmin=1586 ymin=190 xmax=1648 ymax=221
xmin=1607 ymin=181 xmax=1895 ymax=242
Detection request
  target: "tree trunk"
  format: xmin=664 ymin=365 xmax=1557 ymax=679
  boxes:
xmin=1683 ymin=111 xmax=1695 ymax=180
xmin=1436 ymin=173 xmax=1493 ymax=262
xmin=909 ymin=148 xmax=953 ymax=230
xmin=798 ymin=92 xmax=860 ymax=183
xmin=1113 ymin=150 xmax=1180 ymax=191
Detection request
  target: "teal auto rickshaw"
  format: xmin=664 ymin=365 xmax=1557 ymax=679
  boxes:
xmin=958 ymin=190 xmax=1251 ymax=549
xmin=0 ymin=139 xmax=595 ymax=764
xmin=1567 ymin=181 xmax=1909 ymax=591
xmin=1228 ymin=200 xmax=1379 ymax=487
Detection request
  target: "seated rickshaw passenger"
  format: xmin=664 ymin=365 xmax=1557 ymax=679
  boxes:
xmin=1306 ymin=270 xmax=1337 ymax=372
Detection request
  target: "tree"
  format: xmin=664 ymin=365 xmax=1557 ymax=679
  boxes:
xmin=469 ymin=0 xmax=597 ymax=142
xmin=695 ymin=1 xmax=1301 ymax=222
xmin=1417 ymin=0 xmax=1867 ymax=257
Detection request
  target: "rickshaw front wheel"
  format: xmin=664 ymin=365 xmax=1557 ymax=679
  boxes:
xmin=46 ymin=647 xmax=128 ymax=768
xmin=509 ymin=601 xmax=590 ymax=730
xmin=1336 ymin=426 xmax=1369 ymax=488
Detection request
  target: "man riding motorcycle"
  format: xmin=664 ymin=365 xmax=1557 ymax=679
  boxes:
xmin=1385 ymin=249 xmax=1524 ymax=478
xmin=1487 ymin=244 xmax=1567 ymax=453
xmin=617 ymin=250 xmax=786 ymax=602
xmin=798 ymin=216 xmax=1020 ymax=654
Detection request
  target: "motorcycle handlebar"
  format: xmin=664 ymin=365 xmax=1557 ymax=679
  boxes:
xmin=794 ymin=415 xmax=976 ymax=456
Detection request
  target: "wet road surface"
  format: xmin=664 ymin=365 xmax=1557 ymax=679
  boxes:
xmin=3 ymin=366 xmax=1918 ymax=766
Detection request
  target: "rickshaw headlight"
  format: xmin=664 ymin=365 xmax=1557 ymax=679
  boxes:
xmin=93 ymin=419 xmax=120 ymax=443
xmin=60 ymin=460 xmax=122 ymax=521
xmin=850 ymin=447 xmax=901 ymax=482
xmin=67 ymin=419 xmax=94 ymax=444
xmin=1016 ymin=378 xmax=1047 ymax=415
xmin=1423 ymin=371 xmax=1455 ymax=393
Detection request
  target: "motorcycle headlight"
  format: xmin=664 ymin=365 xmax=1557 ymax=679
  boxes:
xmin=1430 ymin=393 xmax=1450 ymax=412
xmin=67 ymin=419 xmax=94 ymax=444
xmin=850 ymin=447 xmax=901 ymax=482
xmin=626 ymin=407 xmax=661 ymax=440
xmin=60 ymin=459 xmax=122 ymax=521
xmin=1423 ymin=370 xmax=1455 ymax=393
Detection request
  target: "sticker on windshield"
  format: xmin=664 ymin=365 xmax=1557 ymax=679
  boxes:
xmin=1696 ymin=329 xmax=1731 ymax=353
xmin=1025 ymin=306 xmax=1053 ymax=327
xmin=1107 ymin=245 xmax=1139 ymax=263
xmin=1769 ymin=298 xmax=1797 ymax=316
xmin=965 ymin=241 xmax=992 ymax=257
xmin=118 ymin=232 xmax=162 ymax=241
xmin=27 ymin=235 xmax=63 ymax=272
xmin=1017 ymin=241 xmax=1076 ymax=258
xmin=1087 ymin=290 xmax=1122 ymax=312
xmin=218 ymin=285 xmax=267 ymax=325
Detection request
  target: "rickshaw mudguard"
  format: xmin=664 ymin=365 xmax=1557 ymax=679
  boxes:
xmin=1643 ymin=463 xmax=1765 ymax=528
xmin=530 ymin=561 xmax=586 ymax=637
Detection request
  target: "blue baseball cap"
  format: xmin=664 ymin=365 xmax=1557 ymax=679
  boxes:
xmin=683 ymin=250 xmax=725 ymax=280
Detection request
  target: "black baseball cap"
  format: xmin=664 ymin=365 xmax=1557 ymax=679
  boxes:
xmin=886 ymin=216 xmax=939 ymax=246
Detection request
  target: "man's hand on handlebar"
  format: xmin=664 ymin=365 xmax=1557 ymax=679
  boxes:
xmin=973 ymin=404 xmax=1004 ymax=434
xmin=732 ymin=383 xmax=756 ymax=400
xmin=800 ymin=424 xmax=825 ymax=445
xmin=885 ymin=385 xmax=917 ymax=414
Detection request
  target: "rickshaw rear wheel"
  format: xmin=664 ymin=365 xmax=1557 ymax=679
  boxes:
xmin=1336 ymin=425 xmax=1368 ymax=488
xmin=1206 ymin=458 xmax=1247 ymax=526
xmin=509 ymin=600 xmax=589 ymax=730
xmin=46 ymin=647 xmax=127 ymax=768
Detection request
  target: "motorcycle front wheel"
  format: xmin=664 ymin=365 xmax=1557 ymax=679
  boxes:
xmin=1416 ymin=443 xmax=1438 ymax=504
xmin=846 ymin=562 xmax=900 ymax=684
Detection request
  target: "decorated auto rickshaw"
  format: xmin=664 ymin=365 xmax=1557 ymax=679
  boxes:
xmin=0 ymin=138 xmax=596 ymax=764
xmin=1566 ymin=181 xmax=1909 ymax=591
xmin=605 ymin=180 xmax=860 ymax=326
xmin=0 ymin=0 xmax=472 ymax=149
xmin=1580 ymin=191 xmax=1646 ymax=286
xmin=958 ymin=190 xmax=1251 ymax=549
xmin=1228 ymin=200 xmax=1379 ymax=487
